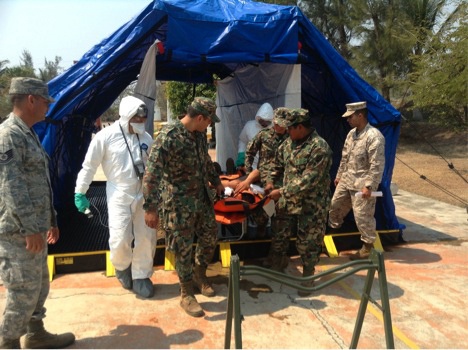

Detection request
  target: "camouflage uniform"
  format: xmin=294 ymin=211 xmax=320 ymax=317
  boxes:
xmin=245 ymin=127 xmax=288 ymax=183
xmin=328 ymin=123 xmax=385 ymax=243
xmin=244 ymin=123 xmax=289 ymax=234
xmin=245 ymin=108 xmax=289 ymax=236
xmin=266 ymin=109 xmax=332 ymax=271
xmin=143 ymin=119 xmax=221 ymax=283
xmin=0 ymin=113 xmax=56 ymax=339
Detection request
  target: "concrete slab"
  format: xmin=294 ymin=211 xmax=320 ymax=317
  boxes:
xmin=1 ymin=191 xmax=467 ymax=349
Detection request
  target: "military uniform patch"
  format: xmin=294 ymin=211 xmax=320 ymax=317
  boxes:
xmin=0 ymin=149 xmax=13 ymax=164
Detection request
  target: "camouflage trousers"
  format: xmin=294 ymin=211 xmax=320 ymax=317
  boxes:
xmin=271 ymin=209 xmax=327 ymax=271
xmin=0 ymin=233 xmax=49 ymax=339
xmin=163 ymin=205 xmax=218 ymax=283
xmin=328 ymin=183 xmax=377 ymax=244
xmin=248 ymin=206 xmax=269 ymax=237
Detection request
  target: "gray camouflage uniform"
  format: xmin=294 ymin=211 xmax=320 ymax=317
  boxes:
xmin=328 ymin=123 xmax=385 ymax=243
xmin=0 ymin=113 xmax=56 ymax=339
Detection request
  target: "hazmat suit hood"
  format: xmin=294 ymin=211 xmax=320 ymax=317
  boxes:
xmin=255 ymin=103 xmax=274 ymax=125
xmin=119 ymin=96 xmax=146 ymax=132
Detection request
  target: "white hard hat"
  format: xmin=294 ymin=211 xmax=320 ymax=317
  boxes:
xmin=255 ymin=102 xmax=274 ymax=122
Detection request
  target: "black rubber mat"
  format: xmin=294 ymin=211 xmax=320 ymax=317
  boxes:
xmin=49 ymin=182 xmax=109 ymax=254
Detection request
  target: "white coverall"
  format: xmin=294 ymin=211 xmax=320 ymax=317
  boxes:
xmin=75 ymin=96 xmax=156 ymax=279
xmin=237 ymin=102 xmax=274 ymax=168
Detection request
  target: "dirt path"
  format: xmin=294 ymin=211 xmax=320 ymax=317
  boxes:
xmin=393 ymin=122 xmax=468 ymax=208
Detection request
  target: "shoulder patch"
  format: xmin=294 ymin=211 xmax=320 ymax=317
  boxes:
xmin=0 ymin=149 xmax=13 ymax=164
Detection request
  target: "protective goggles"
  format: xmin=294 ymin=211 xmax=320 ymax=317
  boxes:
xmin=136 ymin=105 xmax=148 ymax=117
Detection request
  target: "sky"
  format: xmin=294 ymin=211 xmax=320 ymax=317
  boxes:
xmin=0 ymin=0 xmax=151 ymax=70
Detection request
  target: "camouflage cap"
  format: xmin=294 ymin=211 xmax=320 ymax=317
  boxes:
xmin=9 ymin=77 xmax=55 ymax=102
xmin=191 ymin=97 xmax=220 ymax=123
xmin=342 ymin=101 xmax=367 ymax=117
xmin=273 ymin=107 xmax=290 ymax=128
xmin=285 ymin=108 xmax=310 ymax=127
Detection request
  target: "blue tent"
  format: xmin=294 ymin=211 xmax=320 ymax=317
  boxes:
xmin=36 ymin=0 xmax=402 ymax=235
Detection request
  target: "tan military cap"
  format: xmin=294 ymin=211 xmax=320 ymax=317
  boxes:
xmin=342 ymin=101 xmax=367 ymax=117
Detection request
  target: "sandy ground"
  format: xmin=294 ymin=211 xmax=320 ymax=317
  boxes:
xmin=392 ymin=122 xmax=468 ymax=208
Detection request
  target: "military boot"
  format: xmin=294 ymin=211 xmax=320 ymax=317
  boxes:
xmin=180 ymin=281 xmax=205 ymax=317
xmin=0 ymin=337 xmax=20 ymax=349
xmin=24 ymin=320 xmax=75 ymax=349
xmin=270 ymin=254 xmax=289 ymax=272
xmin=349 ymin=243 xmax=374 ymax=260
xmin=192 ymin=265 xmax=215 ymax=297
xmin=298 ymin=267 xmax=315 ymax=297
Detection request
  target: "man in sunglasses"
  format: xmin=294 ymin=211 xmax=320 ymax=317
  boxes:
xmin=75 ymin=95 xmax=156 ymax=298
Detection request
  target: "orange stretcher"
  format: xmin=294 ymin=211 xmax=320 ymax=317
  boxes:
xmin=214 ymin=191 xmax=270 ymax=225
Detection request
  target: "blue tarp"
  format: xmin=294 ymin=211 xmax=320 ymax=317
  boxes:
xmin=37 ymin=0 xmax=402 ymax=233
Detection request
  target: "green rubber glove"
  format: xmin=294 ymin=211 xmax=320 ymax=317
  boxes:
xmin=236 ymin=152 xmax=245 ymax=167
xmin=74 ymin=193 xmax=90 ymax=213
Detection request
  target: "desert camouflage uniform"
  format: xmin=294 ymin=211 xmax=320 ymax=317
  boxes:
xmin=0 ymin=113 xmax=56 ymax=339
xmin=143 ymin=119 xmax=221 ymax=283
xmin=328 ymin=123 xmax=385 ymax=243
xmin=267 ymin=129 xmax=332 ymax=271
xmin=245 ymin=127 xmax=288 ymax=233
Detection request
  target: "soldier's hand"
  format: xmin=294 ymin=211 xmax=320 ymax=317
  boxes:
xmin=25 ymin=233 xmax=45 ymax=253
xmin=269 ymin=189 xmax=281 ymax=201
xmin=216 ymin=183 xmax=225 ymax=197
xmin=234 ymin=179 xmax=250 ymax=195
xmin=47 ymin=226 xmax=60 ymax=244
xmin=145 ymin=211 xmax=159 ymax=229
xmin=264 ymin=183 xmax=274 ymax=195
xmin=361 ymin=186 xmax=372 ymax=199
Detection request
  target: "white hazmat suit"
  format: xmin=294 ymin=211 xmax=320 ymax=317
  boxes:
xmin=236 ymin=102 xmax=274 ymax=168
xmin=75 ymin=96 xmax=156 ymax=282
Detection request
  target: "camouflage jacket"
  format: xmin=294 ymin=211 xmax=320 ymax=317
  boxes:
xmin=0 ymin=113 xmax=57 ymax=236
xmin=336 ymin=123 xmax=385 ymax=191
xmin=267 ymin=130 xmax=332 ymax=215
xmin=143 ymin=119 xmax=221 ymax=212
xmin=245 ymin=127 xmax=288 ymax=185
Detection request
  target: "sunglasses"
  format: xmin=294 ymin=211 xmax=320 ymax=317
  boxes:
xmin=136 ymin=105 xmax=148 ymax=117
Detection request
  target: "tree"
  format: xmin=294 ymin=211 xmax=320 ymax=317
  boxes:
xmin=348 ymin=0 xmax=416 ymax=101
xmin=165 ymin=81 xmax=216 ymax=117
xmin=20 ymin=50 xmax=34 ymax=72
xmin=0 ymin=51 xmax=64 ymax=119
xmin=38 ymin=56 xmax=63 ymax=82
xmin=410 ymin=2 xmax=467 ymax=129
xmin=300 ymin=0 xmax=353 ymax=60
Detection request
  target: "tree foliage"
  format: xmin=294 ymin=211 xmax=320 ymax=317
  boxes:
xmin=1 ymin=0 xmax=464 ymax=129
xmin=300 ymin=0 xmax=353 ymax=60
xmin=0 ymin=50 xmax=64 ymax=119
xmin=409 ymin=2 xmax=467 ymax=129
xmin=165 ymin=81 xmax=216 ymax=118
